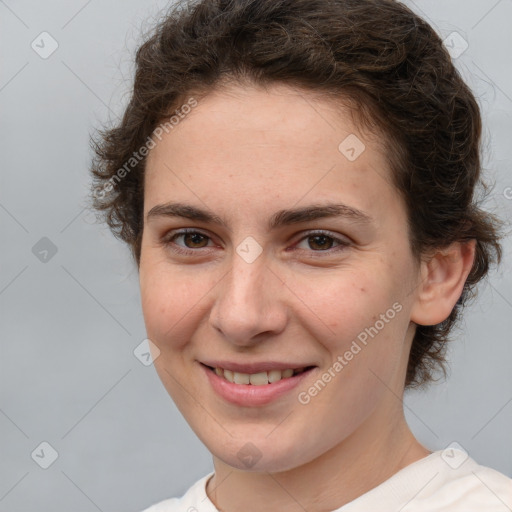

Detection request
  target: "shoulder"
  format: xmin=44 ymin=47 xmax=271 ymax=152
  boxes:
xmin=410 ymin=450 xmax=512 ymax=511
xmin=140 ymin=497 xmax=179 ymax=512
xmin=344 ymin=449 xmax=512 ymax=512
xmin=140 ymin=472 xmax=216 ymax=512
xmin=438 ymin=461 xmax=512 ymax=510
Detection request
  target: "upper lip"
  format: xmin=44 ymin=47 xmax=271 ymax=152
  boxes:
xmin=200 ymin=360 xmax=316 ymax=374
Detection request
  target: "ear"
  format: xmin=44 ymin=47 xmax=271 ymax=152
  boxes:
xmin=410 ymin=240 xmax=476 ymax=326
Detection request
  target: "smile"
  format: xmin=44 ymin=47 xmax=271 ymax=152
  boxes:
xmin=207 ymin=366 xmax=312 ymax=385
xmin=200 ymin=362 xmax=317 ymax=406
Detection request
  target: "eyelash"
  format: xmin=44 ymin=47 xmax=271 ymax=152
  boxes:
xmin=161 ymin=228 xmax=350 ymax=257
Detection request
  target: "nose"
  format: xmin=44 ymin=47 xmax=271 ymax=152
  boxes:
xmin=209 ymin=253 xmax=288 ymax=347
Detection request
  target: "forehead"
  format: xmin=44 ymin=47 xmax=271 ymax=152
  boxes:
xmin=151 ymin=83 xmax=384 ymax=155
xmin=144 ymin=83 xmax=398 ymax=223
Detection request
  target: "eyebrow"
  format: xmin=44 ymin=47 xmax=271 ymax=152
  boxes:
xmin=146 ymin=201 xmax=373 ymax=230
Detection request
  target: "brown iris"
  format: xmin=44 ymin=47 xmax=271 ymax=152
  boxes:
xmin=307 ymin=235 xmax=334 ymax=251
xmin=183 ymin=232 xmax=209 ymax=248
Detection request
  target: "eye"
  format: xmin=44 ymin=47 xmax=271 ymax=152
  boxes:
xmin=162 ymin=229 xmax=215 ymax=255
xmin=294 ymin=231 xmax=350 ymax=253
xmin=161 ymin=229 xmax=350 ymax=257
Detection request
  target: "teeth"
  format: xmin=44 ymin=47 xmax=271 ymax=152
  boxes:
xmin=214 ymin=367 xmax=305 ymax=385
xmin=233 ymin=372 xmax=250 ymax=384
xmin=268 ymin=369 xmax=282 ymax=383
xmin=249 ymin=372 xmax=268 ymax=386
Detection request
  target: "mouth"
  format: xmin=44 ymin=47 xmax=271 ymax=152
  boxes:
xmin=199 ymin=359 xmax=318 ymax=406
xmin=201 ymin=363 xmax=316 ymax=385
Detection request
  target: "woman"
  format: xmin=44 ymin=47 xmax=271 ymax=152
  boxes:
xmin=90 ymin=0 xmax=511 ymax=510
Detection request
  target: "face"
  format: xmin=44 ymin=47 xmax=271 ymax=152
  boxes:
xmin=139 ymin=83 xmax=422 ymax=472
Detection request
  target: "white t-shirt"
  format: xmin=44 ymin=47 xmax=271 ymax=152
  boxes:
xmin=141 ymin=449 xmax=512 ymax=511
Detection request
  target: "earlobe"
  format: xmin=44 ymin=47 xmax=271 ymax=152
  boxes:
xmin=410 ymin=240 xmax=476 ymax=326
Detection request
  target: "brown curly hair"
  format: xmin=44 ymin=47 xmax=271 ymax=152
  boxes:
xmin=89 ymin=0 xmax=502 ymax=388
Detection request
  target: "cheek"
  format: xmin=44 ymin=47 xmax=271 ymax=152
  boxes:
xmin=139 ymin=259 xmax=202 ymax=350
xmin=299 ymin=266 xmax=411 ymax=390
xmin=297 ymin=269 xmax=400 ymax=343
xmin=299 ymin=277 xmax=408 ymax=423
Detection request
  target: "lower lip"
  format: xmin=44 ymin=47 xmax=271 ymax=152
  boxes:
xmin=201 ymin=363 xmax=316 ymax=407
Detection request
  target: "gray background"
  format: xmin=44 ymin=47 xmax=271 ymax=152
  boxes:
xmin=1 ymin=1 xmax=511 ymax=511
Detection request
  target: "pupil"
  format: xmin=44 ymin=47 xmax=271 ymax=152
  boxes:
xmin=185 ymin=233 xmax=206 ymax=247
xmin=309 ymin=235 xmax=332 ymax=250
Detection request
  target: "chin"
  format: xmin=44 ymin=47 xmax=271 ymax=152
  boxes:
xmin=207 ymin=434 xmax=320 ymax=473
